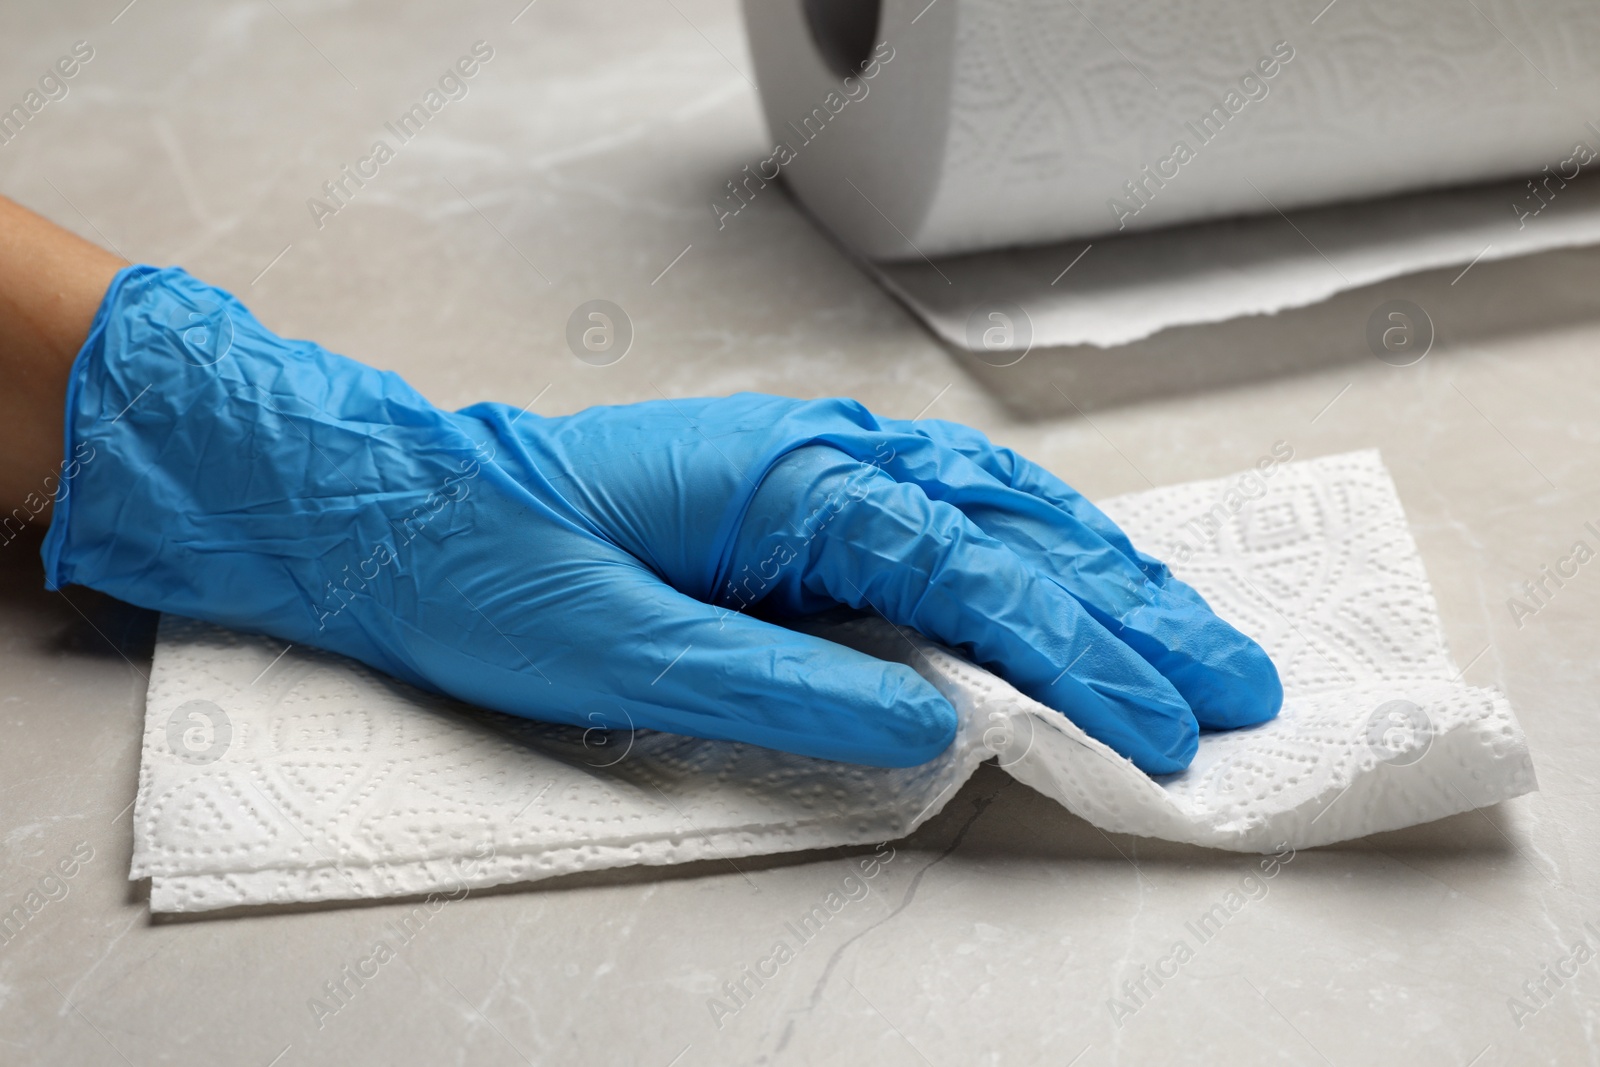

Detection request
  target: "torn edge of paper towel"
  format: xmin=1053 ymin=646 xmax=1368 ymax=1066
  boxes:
xmin=130 ymin=450 xmax=1535 ymax=912
xmin=859 ymin=176 xmax=1600 ymax=349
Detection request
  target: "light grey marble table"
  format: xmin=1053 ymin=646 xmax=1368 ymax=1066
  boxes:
xmin=1 ymin=2 xmax=1596 ymax=1064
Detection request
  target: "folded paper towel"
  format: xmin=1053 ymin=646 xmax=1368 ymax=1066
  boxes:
xmin=131 ymin=451 xmax=1535 ymax=912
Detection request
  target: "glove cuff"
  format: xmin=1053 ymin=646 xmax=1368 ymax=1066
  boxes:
xmin=41 ymin=263 xmax=151 ymax=591
xmin=36 ymin=264 xmax=490 ymax=691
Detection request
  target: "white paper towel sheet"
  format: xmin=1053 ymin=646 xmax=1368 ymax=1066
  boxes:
xmin=744 ymin=0 xmax=1600 ymax=346
xmin=132 ymin=451 xmax=1536 ymax=912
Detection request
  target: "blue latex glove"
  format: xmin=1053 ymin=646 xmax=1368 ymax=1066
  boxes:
xmin=44 ymin=266 xmax=1281 ymax=772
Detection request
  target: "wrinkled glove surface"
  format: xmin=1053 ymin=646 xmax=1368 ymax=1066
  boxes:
xmin=44 ymin=266 xmax=1280 ymax=772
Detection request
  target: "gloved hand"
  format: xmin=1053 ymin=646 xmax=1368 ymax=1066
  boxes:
xmin=44 ymin=266 xmax=1281 ymax=773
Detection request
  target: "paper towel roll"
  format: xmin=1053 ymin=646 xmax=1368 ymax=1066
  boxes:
xmin=742 ymin=0 xmax=1600 ymax=260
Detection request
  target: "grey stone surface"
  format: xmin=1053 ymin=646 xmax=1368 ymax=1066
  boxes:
xmin=1 ymin=1 xmax=1596 ymax=1063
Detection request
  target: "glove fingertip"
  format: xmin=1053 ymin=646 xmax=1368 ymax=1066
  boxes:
xmin=856 ymin=664 xmax=959 ymax=767
xmin=1126 ymin=705 xmax=1200 ymax=776
xmin=1184 ymin=637 xmax=1284 ymax=730
xmin=1202 ymin=646 xmax=1284 ymax=730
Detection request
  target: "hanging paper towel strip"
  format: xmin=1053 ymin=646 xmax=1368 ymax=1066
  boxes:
xmin=740 ymin=0 xmax=1600 ymax=346
xmin=864 ymin=175 xmax=1600 ymax=349
xmin=131 ymin=452 xmax=1534 ymax=913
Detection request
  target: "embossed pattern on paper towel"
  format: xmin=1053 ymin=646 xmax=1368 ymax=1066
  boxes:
xmin=922 ymin=0 xmax=1592 ymax=249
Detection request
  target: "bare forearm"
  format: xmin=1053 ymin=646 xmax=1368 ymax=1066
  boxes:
xmin=0 ymin=195 xmax=127 ymax=523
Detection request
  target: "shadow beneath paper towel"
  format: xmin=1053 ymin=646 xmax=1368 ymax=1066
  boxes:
xmin=145 ymin=765 xmax=1014 ymax=923
xmin=940 ymin=760 xmax=1529 ymax=866
xmin=946 ymin=244 xmax=1600 ymax=419
xmin=146 ymin=761 xmax=1532 ymax=923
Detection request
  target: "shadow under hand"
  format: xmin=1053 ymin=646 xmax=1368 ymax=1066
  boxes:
xmin=0 ymin=523 xmax=157 ymax=667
